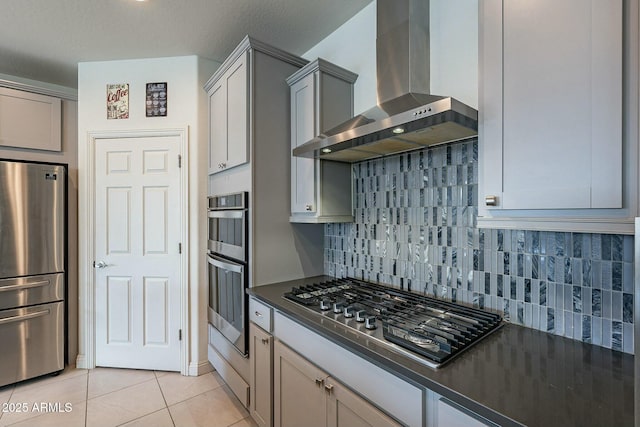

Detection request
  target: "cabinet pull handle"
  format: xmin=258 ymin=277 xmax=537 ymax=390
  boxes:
xmin=254 ymin=311 xmax=263 ymax=317
xmin=315 ymin=378 xmax=323 ymax=387
xmin=261 ymin=337 xmax=269 ymax=345
xmin=324 ymin=383 xmax=334 ymax=394
xmin=485 ymin=195 xmax=498 ymax=206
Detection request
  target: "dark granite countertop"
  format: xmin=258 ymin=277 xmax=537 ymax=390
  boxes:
xmin=248 ymin=276 xmax=634 ymax=427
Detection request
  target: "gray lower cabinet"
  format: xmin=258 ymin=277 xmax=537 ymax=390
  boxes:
xmin=250 ymin=323 xmax=273 ymax=427
xmin=274 ymin=340 xmax=327 ymax=427
xmin=274 ymin=340 xmax=401 ymax=427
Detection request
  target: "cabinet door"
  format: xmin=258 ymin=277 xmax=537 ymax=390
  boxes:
xmin=326 ymin=378 xmax=401 ymax=427
xmin=209 ymin=79 xmax=227 ymax=173
xmin=481 ymin=0 xmax=622 ymax=210
xmin=208 ymin=51 xmax=249 ymax=175
xmin=250 ymin=323 xmax=273 ymax=427
xmin=0 ymin=87 xmax=61 ymax=152
xmin=226 ymin=51 xmax=249 ymax=170
xmin=290 ymin=73 xmax=317 ymax=214
xmin=274 ymin=340 xmax=326 ymax=427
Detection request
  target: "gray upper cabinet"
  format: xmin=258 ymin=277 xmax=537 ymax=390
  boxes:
xmin=0 ymin=87 xmax=62 ymax=152
xmin=207 ymin=51 xmax=248 ymax=174
xmin=287 ymin=59 xmax=357 ymax=223
xmin=479 ymin=0 xmax=638 ymax=233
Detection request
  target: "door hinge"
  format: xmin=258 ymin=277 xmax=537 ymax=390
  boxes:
xmin=178 ymin=155 xmax=182 ymax=168
xmin=179 ymin=329 xmax=182 ymax=341
xmin=178 ymin=243 xmax=182 ymax=254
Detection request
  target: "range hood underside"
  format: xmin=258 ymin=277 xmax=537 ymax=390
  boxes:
xmin=293 ymin=97 xmax=478 ymax=163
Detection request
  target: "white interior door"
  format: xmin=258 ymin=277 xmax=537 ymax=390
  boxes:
xmin=94 ymin=134 xmax=182 ymax=371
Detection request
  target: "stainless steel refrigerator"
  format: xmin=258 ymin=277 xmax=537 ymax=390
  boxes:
xmin=0 ymin=160 xmax=65 ymax=387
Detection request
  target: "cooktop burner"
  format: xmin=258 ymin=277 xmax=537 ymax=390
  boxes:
xmin=284 ymin=277 xmax=502 ymax=368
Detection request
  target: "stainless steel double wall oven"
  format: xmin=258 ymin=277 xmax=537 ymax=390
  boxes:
xmin=207 ymin=192 xmax=249 ymax=355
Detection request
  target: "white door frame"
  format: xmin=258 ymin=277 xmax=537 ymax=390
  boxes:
xmin=77 ymin=128 xmax=189 ymax=375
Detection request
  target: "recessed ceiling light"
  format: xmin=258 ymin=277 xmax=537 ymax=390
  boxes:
xmin=392 ymin=127 xmax=405 ymax=134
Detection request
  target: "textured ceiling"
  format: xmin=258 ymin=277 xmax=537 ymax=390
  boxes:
xmin=0 ymin=0 xmax=373 ymax=88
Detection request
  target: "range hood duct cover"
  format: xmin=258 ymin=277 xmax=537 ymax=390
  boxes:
xmin=293 ymin=0 xmax=478 ymax=163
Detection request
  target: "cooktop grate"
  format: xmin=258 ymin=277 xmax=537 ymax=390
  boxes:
xmin=284 ymin=277 xmax=502 ymax=367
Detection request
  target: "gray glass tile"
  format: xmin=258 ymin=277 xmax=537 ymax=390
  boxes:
xmin=612 ymin=321 xmax=622 ymax=351
xmin=611 ymin=235 xmax=623 ymax=261
xmin=601 ymin=235 xmax=612 ymax=261
xmin=602 ymin=319 xmax=612 ymax=348
xmin=623 ymin=293 xmax=633 ymax=324
xmin=572 ymin=286 xmax=582 ymax=313
xmin=564 ymin=310 xmax=573 ymax=338
xmin=572 ymin=233 xmax=583 ymax=257
xmin=612 ymin=291 xmax=623 ymax=322
xmin=539 ymin=281 xmax=547 ymax=306
xmin=623 ymin=323 xmax=633 ymax=354
xmin=592 ymin=289 xmax=602 ymax=317
xmin=592 ymin=317 xmax=602 ymax=346
xmin=601 ymin=262 xmax=612 ymax=290
xmin=564 ymin=258 xmax=572 ymax=284
xmin=612 ymin=262 xmax=623 ymax=292
xmin=623 ymin=235 xmax=633 ymax=263
xmin=547 ymin=308 xmax=555 ymax=333
xmin=580 ymin=314 xmax=591 ymax=343
xmin=582 ymin=259 xmax=591 ymax=288
xmin=623 ymin=262 xmax=633 ymax=294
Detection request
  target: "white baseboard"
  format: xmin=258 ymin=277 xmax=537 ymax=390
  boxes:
xmin=75 ymin=354 xmax=89 ymax=369
xmin=188 ymin=360 xmax=214 ymax=376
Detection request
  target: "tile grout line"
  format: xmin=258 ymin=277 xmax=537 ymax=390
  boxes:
xmin=84 ymin=368 xmax=90 ymax=427
xmin=155 ymin=371 xmax=176 ymax=427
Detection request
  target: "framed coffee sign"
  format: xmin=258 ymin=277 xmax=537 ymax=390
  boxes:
xmin=106 ymin=83 xmax=129 ymax=119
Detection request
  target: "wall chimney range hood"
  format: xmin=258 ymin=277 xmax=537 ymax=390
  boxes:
xmin=293 ymin=0 xmax=478 ymax=163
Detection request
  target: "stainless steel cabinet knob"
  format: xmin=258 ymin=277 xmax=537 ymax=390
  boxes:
xmin=305 ymin=204 xmax=312 ymax=211
xmin=485 ymin=195 xmax=498 ymax=206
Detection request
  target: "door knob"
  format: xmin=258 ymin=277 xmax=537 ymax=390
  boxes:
xmin=93 ymin=261 xmax=108 ymax=269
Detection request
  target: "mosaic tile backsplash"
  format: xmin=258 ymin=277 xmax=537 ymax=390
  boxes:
xmin=324 ymin=138 xmax=634 ymax=354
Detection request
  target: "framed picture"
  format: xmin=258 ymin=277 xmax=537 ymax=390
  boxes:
xmin=106 ymin=83 xmax=129 ymax=119
xmin=146 ymin=82 xmax=167 ymax=117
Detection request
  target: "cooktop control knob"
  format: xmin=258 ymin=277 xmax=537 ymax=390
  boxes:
xmin=320 ymin=299 xmax=331 ymax=311
xmin=343 ymin=306 xmax=354 ymax=318
xmin=364 ymin=316 xmax=377 ymax=330
xmin=355 ymin=310 xmax=366 ymax=322
xmin=333 ymin=302 xmax=344 ymax=314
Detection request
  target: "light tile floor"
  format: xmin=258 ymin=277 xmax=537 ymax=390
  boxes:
xmin=0 ymin=366 xmax=257 ymax=427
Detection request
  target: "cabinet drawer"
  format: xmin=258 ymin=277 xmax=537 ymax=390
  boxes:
xmin=250 ymin=298 xmax=272 ymax=332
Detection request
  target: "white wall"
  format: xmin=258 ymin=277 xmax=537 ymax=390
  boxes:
xmin=77 ymin=55 xmax=219 ymax=374
xmin=303 ymin=2 xmax=376 ymax=115
xmin=430 ymin=0 xmax=478 ymax=109
xmin=303 ymin=0 xmax=478 ymax=112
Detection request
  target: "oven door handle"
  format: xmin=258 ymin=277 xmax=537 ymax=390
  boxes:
xmin=208 ymin=210 xmax=245 ymax=219
xmin=207 ymin=254 xmax=244 ymax=274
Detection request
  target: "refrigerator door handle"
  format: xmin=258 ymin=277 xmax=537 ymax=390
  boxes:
xmin=0 ymin=280 xmax=50 ymax=292
xmin=0 ymin=309 xmax=50 ymax=326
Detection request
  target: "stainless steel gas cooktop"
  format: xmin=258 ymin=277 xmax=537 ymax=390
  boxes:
xmin=284 ymin=277 xmax=502 ymax=369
